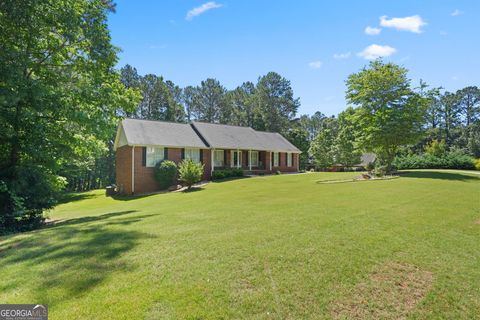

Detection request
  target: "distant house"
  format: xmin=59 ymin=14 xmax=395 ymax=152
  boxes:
xmin=114 ymin=119 xmax=301 ymax=194
xmin=331 ymin=153 xmax=377 ymax=171
xmin=358 ymin=153 xmax=376 ymax=167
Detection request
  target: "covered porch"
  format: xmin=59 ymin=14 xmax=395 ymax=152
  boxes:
xmin=211 ymin=149 xmax=273 ymax=172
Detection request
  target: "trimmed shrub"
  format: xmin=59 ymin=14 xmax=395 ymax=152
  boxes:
xmin=154 ymin=160 xmax=177 ymax=189
xmin=178 ymin=160 xmax=204 ymax=190
xmin=393 ymin=151 xmax=475 ymax=170
xmin=212 ymin=168 xmax=244 ymax=180
xmin=474 ymin=159 xmax=480 ymax=171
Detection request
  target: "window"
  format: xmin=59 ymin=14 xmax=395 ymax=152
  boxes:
xmin=214 ymin=150 xmax=224 ymax=167
xmin=231 ymin=150 xmax=242 ymax=167
xmin=146 ymin=147 xmax=164 ymax=167
xmin=184 ymin=148 xmax=200 ymax=163
xmin=250 ymin=151 xmax=259 ymax=167
xmin=287 ymin=153 xmax=292 ymax=167
xmin=273 ymin=152 xmax=279 ymax=167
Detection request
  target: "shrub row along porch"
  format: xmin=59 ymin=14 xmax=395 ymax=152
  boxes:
xmin=114 ymin=119 xmax=301 ymax=194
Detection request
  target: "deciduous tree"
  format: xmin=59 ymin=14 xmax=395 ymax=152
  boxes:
xmin=0 ymin=0 xmax=140 ymax=232
xmin=345 ymin=60 xmax=427 ymax=172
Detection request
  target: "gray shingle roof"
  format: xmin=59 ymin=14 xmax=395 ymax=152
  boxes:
xmin=359 ymin=153 xmax=376 ymax=166
xmin=115 ymin=119 xmax=301 ymax=153
xmin=192 ymin=122 xmax=301 ymax=152
xmin=119 ymin=119 xmax=208 ymax=149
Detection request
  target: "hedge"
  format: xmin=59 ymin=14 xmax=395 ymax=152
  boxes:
xmin=212 ymin=168 xmax=244 ymax=180
xmin=393 ymin=152 xmax=475 ymax=170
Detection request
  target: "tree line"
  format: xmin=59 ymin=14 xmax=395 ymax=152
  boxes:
xmin=119 ymin=65 xmax=300 ymax=133
xmin=308 ymin=61 xmax=480 ymax=173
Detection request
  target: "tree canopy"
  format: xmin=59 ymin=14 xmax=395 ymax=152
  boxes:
xmin=0 ymin=0 xmax=140 ymax=232
xmin=345 ymin=60 xmax=428 ymax=171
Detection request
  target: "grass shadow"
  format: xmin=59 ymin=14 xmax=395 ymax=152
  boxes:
xmin=0 ymin=210 xmax=154 ymax=307
xmin=399 ymin=170 xmax=480 ymax=181
xmin=180 ymin=187 xmax=204 ymax=193
xmin=111 ymin=192 xmax=163 ymax=201
xmin=57 ymin=191 xmax=98 ymax=205
xmin=48 ymin=210 xmax=138 ymax=228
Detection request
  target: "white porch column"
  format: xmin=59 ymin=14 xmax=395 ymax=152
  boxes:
xmin=131 ymin=146 xmax=135 ymax=194
xmin=269 ymin=151 xmax=272 ymax=171
xmin=237 ymin=149 xmax=240 ymax=168
xmin=249 ymin=150 xmax=252 ymax=171
xmin=211 ymin=149 xmax=214 ymax=176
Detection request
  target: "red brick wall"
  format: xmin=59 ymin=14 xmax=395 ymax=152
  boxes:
xmin=133 ymin=147 xmax=159 ymax=194
xmin=116 ymin=146 xmax=133 ymax=194
xmin=117 ymin=146 xmax=299 ymax=194
xmin=116 ymin=146 xmax=212 ymax=195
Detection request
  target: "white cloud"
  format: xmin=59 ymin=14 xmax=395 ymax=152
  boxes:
xmin=333 ymin=52 xmax=351 ymax=59
xmin=439 ymin=31 xmax=448 ymax=36
xmin=358 ymin=44 xmax=397 ymax=60
xmin=365 ymin=26 xmax=381 ymax=35
xmin=186 ymin=2 xmax=223 ymax=20
xmin=379 ymin=15 xmax=427 ymax=33
xmin=308 ymin=61 xmax=323 ymax=69
xmin=451 ymin=9 xmax=463 ymax=16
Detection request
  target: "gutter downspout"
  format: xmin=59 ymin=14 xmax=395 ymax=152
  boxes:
xmin=131 ymin=146 xmax=135 ymax=194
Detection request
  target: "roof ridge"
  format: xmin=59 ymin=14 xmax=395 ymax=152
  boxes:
xmin=123 ymin=118 xmax=190 ymax=125
xmin=192 ymin=121 xmax=255 ymax=130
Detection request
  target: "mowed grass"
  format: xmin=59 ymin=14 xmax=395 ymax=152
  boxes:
xmin=1 ymin=170 xmax=479 ymax=319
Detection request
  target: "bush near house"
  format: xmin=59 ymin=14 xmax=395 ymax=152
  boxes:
xmin=154 ymin=160 xmax=177 ymax=189
xmin=212 ymin=168 xmax=244 ymax=180
xmin=393 ymin=151 xmax=475 ymax=170
xmin=178 ymin=160 xmax=204 ymax=190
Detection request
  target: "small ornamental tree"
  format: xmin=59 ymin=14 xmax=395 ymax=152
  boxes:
xmin=154 ymin=160 xmax=177 ymax=190
xmin=178 ymin=160 xmax=204 ymax=190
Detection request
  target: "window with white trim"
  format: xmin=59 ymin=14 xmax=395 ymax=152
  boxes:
xmin=146 ymin=147 xmax=164 ymax=167
xmin=231 ymin=150 xmax=242 ymax=167
xmin=273 ymin=152 xmax=279 ymax=167
xmin=287 ymin=153 xmax=292 ymax=167
xmin=184 ymin=148 xmax=200 ymax=163
xmin=214 ymin=150 xmax=224 ymax=167
xmin=250 ymin=151 xmax=259 ymax=167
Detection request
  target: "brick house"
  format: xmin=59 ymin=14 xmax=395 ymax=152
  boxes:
xmin=114 ymin=119 xmax=301 ymax=194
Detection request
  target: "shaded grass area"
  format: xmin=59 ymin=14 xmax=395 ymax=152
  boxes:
xmin=1 ymin=170 xmax=479 ymax=319
xmin=399 ymin=170 xmax=480 ymax=181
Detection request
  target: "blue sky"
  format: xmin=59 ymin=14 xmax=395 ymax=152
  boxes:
xmin=109 ymin=0 xmax=480 ymax=116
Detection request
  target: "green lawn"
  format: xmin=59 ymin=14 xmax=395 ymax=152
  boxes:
xmin=1 ymin=170 xmax=479 ymax=319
